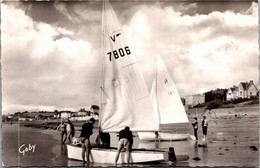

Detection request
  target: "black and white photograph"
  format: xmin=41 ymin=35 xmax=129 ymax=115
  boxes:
xmin=1 ymin=0 xmax=259 ymax=167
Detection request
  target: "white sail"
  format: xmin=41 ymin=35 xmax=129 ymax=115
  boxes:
xmin=151 ymin=54 xmax=189 ymax=124
xmin=100 ymin=1 xmax=159 ymax=132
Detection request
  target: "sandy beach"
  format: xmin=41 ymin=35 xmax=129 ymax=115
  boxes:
xmin=2 ymin=105 xmax=259 ymax=167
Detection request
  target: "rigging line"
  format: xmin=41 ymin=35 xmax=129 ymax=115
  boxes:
xmin=100 ymin=87 xmax=111 ymax=101
xmin=99 ymin=0 xmax=105 ymax=117
xmin=97 ymin=0 xmax=105 ymax=145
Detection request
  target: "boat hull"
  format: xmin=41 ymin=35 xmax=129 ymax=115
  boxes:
xmin=67 ymin=144 xmax=167 ymax=164
xmin=138 ymin=132 xmax=191 ymax=141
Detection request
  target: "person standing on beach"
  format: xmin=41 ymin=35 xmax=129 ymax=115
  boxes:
xmin=192 ymin=117 xmax=198 ymax=140
xmin=115 ymin=126 xmax=133 ymax=166
xmin=155 ymin=131 xmax=159 ymax=141
xmin=57 ymin=119 xmax=67 ymax=144
xmin=201 ymin=116 xmax=208 ymax=141
xmin=80 ymin=117 xmax=95 ymax=163
xmin=66 ymin=120 xmax=75 ymax=144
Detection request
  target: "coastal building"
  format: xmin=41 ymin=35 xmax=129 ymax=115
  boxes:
xmin=53 ymin=113 xmax=60 ymax=119
xmin=226 ymin=86 xmax=238 ymax=100
xmin=226 ymin=80 xmax=258 ymax=100
xmin=247 ymin=81 xmax=259 ymax=97
xmin=60 ymin=111 xmax=72 ymax=119
xmin=72 ymin=111 xmax=91 ymax=117
xmin=18 ymin=117 xmax=26 ymax=121
xmin=184 ymin=94 xmax=205 ymax=107
xmin=7 ymin=114 xmax=13 ymax=119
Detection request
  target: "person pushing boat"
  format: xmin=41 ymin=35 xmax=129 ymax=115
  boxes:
xmin=115 ymin=126 xmax=133 ymax=166
xmin=80 ymin=117 xmax=95 ymax=163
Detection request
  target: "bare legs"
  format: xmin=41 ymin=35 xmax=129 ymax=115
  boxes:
xmin=115 ymin=142 xmax=123 ymax=166
xmin=194 ymin=128 xmax=198 ymax=140
xmin=67 ymin=131 xmax=72 ymax=144
xmin=115 ymin=139 xmax=130 ymax=166
xmin=203 ymin=135 xmax=207 ymax=142
xmin=126 ymin=143 xmax=130 ymax=166
xmin=61 ymin=131 xmax=67 ymax=144
xmin=81 ymin=139 xmax=90 ymax=163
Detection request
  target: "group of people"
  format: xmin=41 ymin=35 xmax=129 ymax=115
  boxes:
xmin=57 ymin=116 xmax=208 ymax=165
xmin=57 ymin=119 xmax=75 ymax=144
xmin=80 ymin=119 xmax=132 ymax=166
xmin=192 ymin=116 xmax=208 ymax=141
xmin=60 ymin=117 xmax=132 ymax=166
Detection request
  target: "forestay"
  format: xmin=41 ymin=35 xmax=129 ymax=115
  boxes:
xmin=151 ymin=54 xmax=189 ymax=124
xmin=100 ymin=1 xmax=159 ymax=132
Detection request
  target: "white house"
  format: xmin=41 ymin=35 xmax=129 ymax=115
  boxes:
xmin=60 ymin=111 xmax=72 ymax=119
xmin=226 ymin=86 xmax=238 ymax=100
xmin=247 ymin=80 xmax=258 ymax=97
xmin=227 ymin=80 xmax=258 ymax=100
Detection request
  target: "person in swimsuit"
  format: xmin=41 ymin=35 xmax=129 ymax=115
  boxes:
xmin=57 ymin=119 xmax=67 ymax=144
xmin=115 ymin=126 xmax=133 ymax=166
xmin=80 ymin=117 xmax=95 ymax=163
xmin=66 ymin=119 xmax=75 ymax=144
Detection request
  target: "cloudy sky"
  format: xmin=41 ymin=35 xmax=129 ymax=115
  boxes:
xmin=1 ymin=1 xmax=258 ymax=114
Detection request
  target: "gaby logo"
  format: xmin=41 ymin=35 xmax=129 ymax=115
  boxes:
xmin=19 ymin=144 xmax=36 ymax=156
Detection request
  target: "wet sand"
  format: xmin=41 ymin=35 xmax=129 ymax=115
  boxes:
xmin=2 ymin=106 xmax=259 ymax=167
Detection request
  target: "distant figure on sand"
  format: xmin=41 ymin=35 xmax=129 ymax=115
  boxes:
xmin=192 ymin=117 xmax=198 ymax=140
xmin=80 ymin=117 xmax=95 ymax=163
xmin=96 ymin=132 xmax=111 ymax=147
xmin=57 ymin=119 xmax=67 ymax=144
xmin=201 ymin=116 xmax=208 ymax=142
xmin=66 ymin=120 xmax=75 ymax=144
xmin=115 ymin=126 xmax=133 ymax=166
xmin=155 ymin=131 xmax=159 ymax=141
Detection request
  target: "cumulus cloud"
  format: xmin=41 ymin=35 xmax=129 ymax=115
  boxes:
xmin=54 ymin=1 xmax=101 ymax=23
xmin=2 ymin=3 xmax=99 ymax=114
xmin=1 ymin=1 xmax=258 ymax=114
xmin=124 ymin=2 xmax=258 ymax=95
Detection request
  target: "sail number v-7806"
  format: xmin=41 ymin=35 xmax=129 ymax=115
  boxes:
xmin=107 ymin=46 xmax=131 ymax=61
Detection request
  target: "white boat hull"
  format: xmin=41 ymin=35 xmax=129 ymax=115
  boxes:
xmin=138 ymin=132 xmax=191 ymax=141
xmin=67 ymin=144 xmax=167 ymax=164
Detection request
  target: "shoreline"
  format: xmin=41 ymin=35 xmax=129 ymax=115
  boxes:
xmin=4 ymin=104 xmax=258 ymax=131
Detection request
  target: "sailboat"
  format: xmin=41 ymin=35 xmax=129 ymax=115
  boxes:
xmin=67 ymin=0 xmax=189 ymax=164
xmin=138 ymin=54 xmax=194 ymax=141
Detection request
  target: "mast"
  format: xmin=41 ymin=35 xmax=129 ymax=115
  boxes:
xmin=156 ymin=53 xmax=161 ymax=131
xmin=98 ymin=0 xmax=105 ymax=147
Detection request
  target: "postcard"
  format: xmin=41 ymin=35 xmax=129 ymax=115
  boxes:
xmin=1 ymin=0 xmax=259 ymax=167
